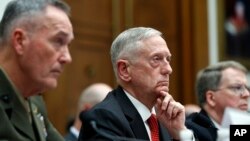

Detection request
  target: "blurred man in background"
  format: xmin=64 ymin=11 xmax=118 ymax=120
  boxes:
xmin=64 ymin=83 xmax=112 ymax=141
xmin=186 ymin=61 xmax=250 ymax=141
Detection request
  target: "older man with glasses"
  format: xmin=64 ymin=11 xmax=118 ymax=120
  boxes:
xmin=185 ymin=60 xmax=250 ymax=141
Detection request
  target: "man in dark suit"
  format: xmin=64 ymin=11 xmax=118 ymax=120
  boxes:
xmin=78 ymin=27 xmax=191 ymax=141
xmin=186 ymin=61 xmax=250 ymax=141
xmin=0 ymin=0 xmax=74 ymax=140
xmin=64 ymin=83 xmax=111 ymax=141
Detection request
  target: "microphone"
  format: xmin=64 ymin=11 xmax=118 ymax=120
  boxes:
xmin=90 ymin=120 xmax=149 ymax=141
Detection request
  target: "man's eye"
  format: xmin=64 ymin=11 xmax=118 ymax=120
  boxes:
xmin=234 ymin=86 xmax=242 ymax=90
xmin=153 ymin=56 xmax=161 ymax=61
xmin=54 ymin=38 xmax=65 ymax=46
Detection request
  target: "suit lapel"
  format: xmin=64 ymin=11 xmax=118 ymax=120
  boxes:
xmin=10 ymin=105 xmax=35 ymax=140
xmin=0 ymin=68 xmax=35 ymax=140
xmin=114 ymin=86 xmax=150 ymax=140
xmin=129 ymin=116 xmax=149 ymax=140
xmin=200 ymin=109 xmax=218 ymax=139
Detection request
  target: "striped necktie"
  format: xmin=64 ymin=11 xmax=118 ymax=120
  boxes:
xmin=147 ymin=114 xmax=159 ymax=141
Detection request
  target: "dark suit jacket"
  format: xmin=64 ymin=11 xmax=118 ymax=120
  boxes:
xmin=78 ymin=86 xmax=172 ymax=141
xmin=0 ymin=68 xmax=64 ymax=141
xmin=185 ymin=109 xmax=218 ymax=141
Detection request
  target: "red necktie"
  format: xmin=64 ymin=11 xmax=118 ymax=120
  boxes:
xmin=147 ymin=114 xmax=159 ymax=141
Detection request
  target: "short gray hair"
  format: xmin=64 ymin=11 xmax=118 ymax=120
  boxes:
xmin=0 ymin=0 xmax=70 ymax=45
xmin=110 ymin=27 xmax=162 ymax=79
xmin=196 ymin=60 xmax=247 ymax=107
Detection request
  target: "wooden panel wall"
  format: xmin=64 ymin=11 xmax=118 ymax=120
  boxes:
xmin=180 ymin=0 xmax=209 ymax=104
xmin=44 ymin=0 xmax=209 ymax=135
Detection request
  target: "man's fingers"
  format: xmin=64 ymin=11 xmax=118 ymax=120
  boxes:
xmin=156 ymin=92 xmax=185 ymax=120
xmin=172 ymin=102 xmax=184 ymax=118
xmin=160 ymin=91 xmax=173 ymax=110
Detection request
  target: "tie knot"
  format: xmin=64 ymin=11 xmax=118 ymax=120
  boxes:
xmin=147 ymin=114 xmax=157 ymax=126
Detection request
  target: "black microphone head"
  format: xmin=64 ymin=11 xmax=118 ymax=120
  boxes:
xmin=90 ymin=120 xmax=97 ymax=128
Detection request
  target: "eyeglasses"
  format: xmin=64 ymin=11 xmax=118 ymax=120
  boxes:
xmin=215 ymin=84 xmax=250 ymax=96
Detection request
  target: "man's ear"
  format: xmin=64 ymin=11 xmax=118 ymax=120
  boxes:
xmin=206 ymin=90 xmax=216 ymax=107
xmin=117 ymin=60 xmax=131 ymax=82
xmin=12 ymin=28 xmax=27 ymax=55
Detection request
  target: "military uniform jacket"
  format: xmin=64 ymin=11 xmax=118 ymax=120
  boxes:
xmin=0 ymin=68 xmax=64 ymax=141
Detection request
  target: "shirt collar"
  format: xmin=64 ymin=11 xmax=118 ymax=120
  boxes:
xmin=123 ymin=89 xmax=152 ymax=122
xmin=70 ymin=126 xmax=79 ymax=138
xmin=210 ymin=116 xmax=221 ymax=129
